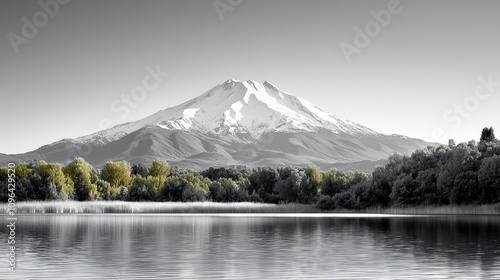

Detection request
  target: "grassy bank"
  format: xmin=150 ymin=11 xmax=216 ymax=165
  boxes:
xmin=1 ymin=201 xmax=500 ymax=214
xmin=0 ymin=201 xmax=318 ymax=214
xmin=367 ymin=203 xmax=500 ymax=215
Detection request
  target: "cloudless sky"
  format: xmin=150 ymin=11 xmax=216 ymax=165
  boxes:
xmin=1 ymin=0 xmax=499 ymax=154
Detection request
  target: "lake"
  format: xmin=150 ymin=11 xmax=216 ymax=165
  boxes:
xmin=1 ymin=214 xmax=499 ymax=279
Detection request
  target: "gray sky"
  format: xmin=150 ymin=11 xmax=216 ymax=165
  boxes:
xmin=1 ymin=0 xmax=500 ymax=154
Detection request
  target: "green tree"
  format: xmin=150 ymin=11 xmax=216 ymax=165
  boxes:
xmin=0 ymin=168 xmax=7 ymax=182
xmin=321 ymin=169 xmax=361 ymax=197
xmin=159 ymin=173 xmax=209 ymax=202
xmin=345 ymin=170 xmax=369 ymax=187
xmin=63 ymin=158 xmax=99 ymax=200
xmin=298 ymin=166 xmax=322 ymax=204
xmin=101 ymin=161 xmax=132 ymax=189
xmin=149 ymin=160 xmax=170 ymax=177
xmin=209 ymin=178 xmax=249 ymax=202
xmin=182 ymin=173 xmax=209 ymax=201
xmin=146 ymin=175 xmax=167 ymax=193
xmin=38 ymin=161 xmax=73 ymax=200
xmin=321 ymin=169 xmax=341 ymax=197
xmin=146 ymin=160 xmax=170 ymax=193
xmin=128 ymin=176 xmax=156 ymax=201
xmin=95 ymin=179 xmax=119 ymax=200
xmin=15 ymin=163 xmax=33 ymax=178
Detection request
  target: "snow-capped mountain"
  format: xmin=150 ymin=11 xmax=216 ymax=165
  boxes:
xmin=76 ymin=79 xmax=377 ymax=144
xmin=0 ymin=79 xmax=436 ymax=171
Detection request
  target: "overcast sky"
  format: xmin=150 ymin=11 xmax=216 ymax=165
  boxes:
xmin=1 ymin=0 xmax=499 ymax=154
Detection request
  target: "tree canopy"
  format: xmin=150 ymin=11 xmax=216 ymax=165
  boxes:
xmin=1 ymin=127 xmax=499 ymax=209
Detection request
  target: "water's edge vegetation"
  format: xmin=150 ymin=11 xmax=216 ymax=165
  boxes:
xmin=0 ymin=201 xmax=316 ymax=214
xmin=1 ymin=201 xmax=499 ymax=215
xmin=1 ymin=127 xmax=499 ymax=213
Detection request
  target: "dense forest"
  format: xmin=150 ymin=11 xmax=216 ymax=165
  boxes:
xmin=1 ymin=127 xmax=499 ymax=210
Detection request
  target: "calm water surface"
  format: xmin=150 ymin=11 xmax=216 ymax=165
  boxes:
xmin=0 ymin=214 xmax=499 ymax=279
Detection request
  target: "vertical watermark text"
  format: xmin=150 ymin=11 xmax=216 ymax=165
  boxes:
xmin=6 ymin=163 xmax=17 ymax=272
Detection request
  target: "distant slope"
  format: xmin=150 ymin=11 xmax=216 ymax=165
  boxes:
xmin=0 ymin=79 xmax=436 ymax=172
xmin=1 ymin=126 xmax=433 ymax=171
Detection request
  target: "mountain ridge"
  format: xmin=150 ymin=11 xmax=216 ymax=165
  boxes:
xmin=73 ymin=79 xmax=378 ymax=145
xmin=0 ymin=79 xmax=436 ymax=172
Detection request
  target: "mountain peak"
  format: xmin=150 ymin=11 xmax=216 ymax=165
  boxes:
xmin=4 ymin=79 xmax=435 ymax=171
xmin=222 ymin=78 xmax=240 ymax=86
xmin=220 ymin=79 xmax=268 ymax=92
xmin=76 ymin=79 xmax=377 ymax=143
xmin=263 ymin=80 xmax=279 ymax=90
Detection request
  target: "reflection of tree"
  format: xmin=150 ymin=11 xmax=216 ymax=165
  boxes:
xmin=365 ymin=216 xmax=500 ymax=275
xmin=4 ymin=215 xmax=499 ymax=278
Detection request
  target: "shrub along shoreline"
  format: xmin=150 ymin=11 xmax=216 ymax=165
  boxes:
xmin=1 ymin=128 xmax=499 ymax=213
xmin=1 ymin=201 xmax=498 ymax=215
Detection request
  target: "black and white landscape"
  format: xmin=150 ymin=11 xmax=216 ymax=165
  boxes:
xmin=0 ymin=79 xmax=433 ymax=171
xmin=1 ymin=0 xmax=500 ymax=279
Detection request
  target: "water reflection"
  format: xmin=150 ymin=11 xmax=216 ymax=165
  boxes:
xmin=0 ymin=215 xmax=499 ymax=279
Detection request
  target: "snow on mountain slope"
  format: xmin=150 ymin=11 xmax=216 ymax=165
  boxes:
xmin=76 ymin=79 xmax=377 ymax=144
xmin=0 ymin=79 xmax=438 ymax=171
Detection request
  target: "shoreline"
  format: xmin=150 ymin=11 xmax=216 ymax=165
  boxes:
xmin=1 ymin=201 xmax=499 ymax=215
xmin=371 ymin=204 xmax=500 ymax=215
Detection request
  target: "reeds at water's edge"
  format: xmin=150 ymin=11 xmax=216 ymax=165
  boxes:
xmin=0 ymin=201 xmax=317 ymax=214
xmin=1 ymin=201 xmax=499 ymax=215
xmin=369 ymin=204 xmax=500 ymax=215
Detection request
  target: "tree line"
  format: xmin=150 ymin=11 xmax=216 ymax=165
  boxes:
xmin=1 ymin=127 xmax=499 ymax=210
